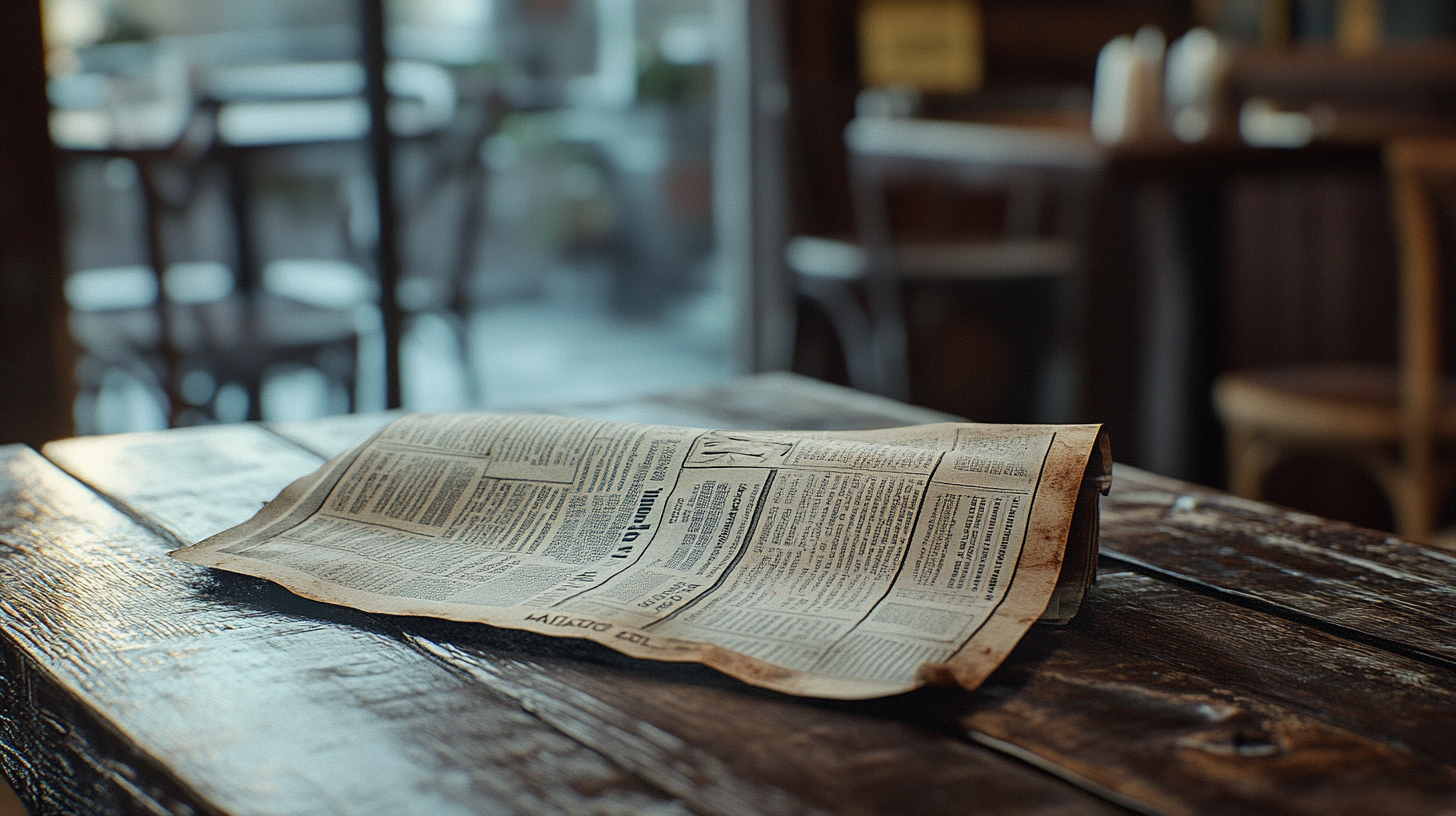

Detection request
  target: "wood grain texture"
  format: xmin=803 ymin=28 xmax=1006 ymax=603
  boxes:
xmin=948 ymin=571 xmax=1456 ymax=816
xmin=43 ymin=424 xmax=327 ymax=546
xmin=90 ymin=415 xmax=1454 ymax=816
xmin=0 ymin=445 xmax=688 ymax=816
xmin=403 ymin=629 xmax=1124 ymax=816
xmin=1102 ymin=465 xmax=1456 ymax=667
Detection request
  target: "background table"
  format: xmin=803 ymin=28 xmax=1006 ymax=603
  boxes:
xmin=2 ymin=373 xmax=1455 ymax=815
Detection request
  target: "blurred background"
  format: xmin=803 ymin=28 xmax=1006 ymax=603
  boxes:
xmin=7 ymin=0 xmax=1456 ymax=541
xmin=40 ymin=0 xmax=738 ymax=430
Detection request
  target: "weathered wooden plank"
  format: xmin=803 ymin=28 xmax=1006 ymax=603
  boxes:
xmin=402 ymin=627 xmax=1126 ymax=816
xmin=0 ymin=623 xmax=223 ymax=816
xmin=1101 ymin=466 xmax=1456 ymax=666
xmin=942 ymin=570 xmax=1456 ymax=816
xmin=1069 ymin=572 xmax=1456 ymax=766
xmin=42 ymin=424 xmax=326 ymax=545
xmin=406 ymin=566 xmax=1456 ymax=816
xmin=0 ymin=445 xmax=690 ymax=816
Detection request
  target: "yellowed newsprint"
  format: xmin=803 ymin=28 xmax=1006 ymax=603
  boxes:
xmin=173 ymin=414 xmax=1111 ymax=699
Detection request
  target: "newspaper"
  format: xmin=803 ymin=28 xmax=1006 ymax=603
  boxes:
xmin=172 ymin=414 xmax=1111 ymax=699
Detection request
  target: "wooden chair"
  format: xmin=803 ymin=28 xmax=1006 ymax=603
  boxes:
xmin=1213 ymin=137 xmax=1456 ymax=544
xmin=50 ymin=42 xmax=379 ymax=428
xmin=790 ymin=117 xmax=1102 ymax=420
xmin=211 ymin=60 xmax=501 ymax=410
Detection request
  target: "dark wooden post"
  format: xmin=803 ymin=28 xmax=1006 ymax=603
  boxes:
xmin=361 ymin=0 xmax=405 ymax=409
xmin=0 ymin=1 xmax=76 ymax=446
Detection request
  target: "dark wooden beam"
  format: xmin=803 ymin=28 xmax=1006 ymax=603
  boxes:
xmin=361 ymin=0 xmax=404 ymax=409
xmin=0 ymin=1 xmax=75 ymax=446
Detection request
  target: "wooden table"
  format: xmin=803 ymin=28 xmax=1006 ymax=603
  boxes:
xmin=2 ymin=373 xmax=1454 ymax=815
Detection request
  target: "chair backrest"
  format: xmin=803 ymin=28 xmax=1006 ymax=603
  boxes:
xmin=1386 ymin=138 xmax=1456 ymax=478
xmin=844 ymin=117 xmax=1104 ymax=275
xmin=840 ymin=116 xmax=1105 ymax=415
xmin=846 ymin=117 xmax=1104 ymax=171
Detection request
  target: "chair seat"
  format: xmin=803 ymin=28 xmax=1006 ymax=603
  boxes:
xmin=897 ymin=238 xmax=1075 ymax=280
xmin=1213 ymin=364 xmax=1456 ymax=443
xmin=70 ymin=295 xmax=362 ymax=355
xmin=176 ymin=294 xmax=365 ymax=356
xmin=785 ymin=235 xmax=1075 ymax=282
xmin=69 ymin=292 xmax=364 ymax=425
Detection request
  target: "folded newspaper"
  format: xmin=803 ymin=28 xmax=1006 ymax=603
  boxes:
xmin=172 ymin=414 xmax=1111 ymax=699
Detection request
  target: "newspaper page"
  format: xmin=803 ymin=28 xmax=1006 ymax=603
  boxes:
xmin=173 ymin=414 xmax=1110 ymax=699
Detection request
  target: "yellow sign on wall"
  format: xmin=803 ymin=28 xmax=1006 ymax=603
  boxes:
xmin=859 ymin=0 xmax=984 ymax=94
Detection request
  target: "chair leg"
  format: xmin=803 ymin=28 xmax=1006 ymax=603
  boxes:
xmin=1225 ymin=426 xmax=1279 ymax=500
xmin=1366 ymin=444 xmax=1439 ymax=544
xmin=1387 ymin=470 xmax=1437 ymax=544
xmin=798 ymin=277 xmax=881 ymax=394
xmin=446 ymin=157 xmax=487 ymax=407
xmin=866 ymin=277 xmax=910 ymax=402
xmin=1035 ymin=273 xmax=1084 ymax=424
